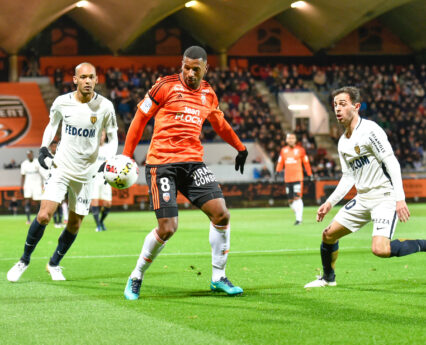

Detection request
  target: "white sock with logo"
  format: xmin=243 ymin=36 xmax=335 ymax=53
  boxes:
xmin=294 ymin=198 xmax=304 ymax=222
xmin=209 ymin=222 xmax=230 ymax=282
xmin=131 ymin=228 xmax=165 ymax=280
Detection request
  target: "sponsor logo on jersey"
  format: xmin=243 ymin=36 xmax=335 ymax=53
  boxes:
xmin=349 ymin=155 xmax=370 ymax=171
xmin=64 ymin=124 xmax=96 ymax=138
xmin=90 ymin=115 xmax=97 ymax=124
xmin=354 ymin=145 xmax=360 ymax=154
xmin=184 ymin=107 xmax=200 ymax=116
xmin=0 ymin=95 xmax=30 ymax=147
xmin=191 ymin=166 xmax=216 ymax=186
xmin=175 ymin=112 xmax=202 ymax=126
xmin=369 ymin=133 xmax=385 ymax=153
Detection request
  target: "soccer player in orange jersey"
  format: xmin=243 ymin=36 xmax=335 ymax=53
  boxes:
xmin=276 ymin=133 xmax=313 ymax=225
xmin=122 ymin=46 xmax=248 ymax=300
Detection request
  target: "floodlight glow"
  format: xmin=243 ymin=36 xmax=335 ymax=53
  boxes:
xmin=288 ymin=105 xmax=309 ymax=110
xmin=291 ymin=1 xmax=307 ymax=8
xmin=185 ymin=1 xmax=197 ymax=8
xmin=76 ymin=1 xmax=89 ymax=8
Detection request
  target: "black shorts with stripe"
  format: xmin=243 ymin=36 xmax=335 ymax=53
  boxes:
xmin=145 ymin=162 xmax=224 ymax=218
xmin=285 ymin=181 xmax=303 ymax=200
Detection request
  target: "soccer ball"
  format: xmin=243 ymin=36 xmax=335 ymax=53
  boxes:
xmin=103 ymin=155 xmax=139 ymax=189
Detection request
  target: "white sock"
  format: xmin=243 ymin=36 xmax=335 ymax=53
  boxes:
xmin=294 ymin=198 xmax=304 ymax=222
xmin=131 ymin=228 xmax=165 ymax=279
xmin=289 ymin=201 xmax=296 ymax=214
xmin=209 ymin=222 xmax=230 ymax=282
xmin=62 ymin=202 xmax=68 ymax=222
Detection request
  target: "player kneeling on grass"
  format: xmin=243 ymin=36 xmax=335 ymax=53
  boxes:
xmin=122 ymin=46 xmax=248 ymax=300
xmin=305 ymin=86 xmax=425 ymax=288
xmin=7 ymin=62 xmax=118 ymax=282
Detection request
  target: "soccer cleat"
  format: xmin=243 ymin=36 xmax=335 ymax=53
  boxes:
xmin=7 ymin=261 xmax=29 ymax=282
xmin=95 ymin=226 xmax=102 ymax=232
xmin=294 ymin=220 xmax=302 ymax=226
xmin=46 ymin=264 xmax=66 ymax=281
xmin=100 ymin=222 xmax=107 ymax=231
xmin=210 ymin=277 xmax=243 ymax=295
xmin=54 ymin=223 xmax=62 ymax=229
xmin=124 ymin=277 xmax=142 ymax=300
xmin=304 ymin=275 xmax=337 ymax=288
xmin=26 ymin=220 xmax=31 ymax=225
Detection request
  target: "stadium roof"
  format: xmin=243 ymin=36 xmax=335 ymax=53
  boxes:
xmin=0 ymin=0 xmax=425 ymax=54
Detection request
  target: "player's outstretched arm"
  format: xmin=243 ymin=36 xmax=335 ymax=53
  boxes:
xmin=317 ymin=201 xmax=332 ymax=222
xmin=122 ymin=108 xmax=150 ymax=158
xmin=235 ymin=149 xmax=248 ymax=174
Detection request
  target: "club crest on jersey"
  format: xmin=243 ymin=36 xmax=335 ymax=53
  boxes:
xmin=90 ymin=115 xmax=97 ymax=124
xmin=201 ymin=94 xmax=206 ymax=104
xmin=163 ymin=192 xmax=170 ymax=202
xmin=354 ymin=145 xmax=360 ymax=154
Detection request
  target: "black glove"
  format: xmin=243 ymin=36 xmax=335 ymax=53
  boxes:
xmin=274 ymin=171 xmax=279 ymax=182
xmin=235 ymin=149 xmax=248 ymax=174
xmin=38 ymin=146 xmax=53 ymax=169
xmin=98 ymin=161 xmax=106 ymax=173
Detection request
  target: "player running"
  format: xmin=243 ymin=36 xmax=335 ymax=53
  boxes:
xmin=275 ymin=133 xmax=313 ymax=225
xmin=7 ymin=62 xmax=118 ymax=282
xmin=305 ymin=86 xmax=425 ymax=288
xmin=122 ymin=46 xmax=248 ymax=300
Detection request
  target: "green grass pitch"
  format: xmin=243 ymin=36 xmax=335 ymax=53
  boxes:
xmin=0 ymin=204 xmax=425 ymax=345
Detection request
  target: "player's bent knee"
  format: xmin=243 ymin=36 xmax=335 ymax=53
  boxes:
xmin=322 ymin=226 xmax=335 ymax=243
xmin=212 ymin=209 xmax=230 ymax=226
xmin=157 ymin=218 xmax=178 ymax=240
xmin=37 ymin=209 xmax=54 ymax=224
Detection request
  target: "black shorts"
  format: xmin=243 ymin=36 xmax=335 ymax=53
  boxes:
xmin=145 ymin=162 xmax=224 ymax=218
xmin=285 ymin=181 xmax=303 ymax=200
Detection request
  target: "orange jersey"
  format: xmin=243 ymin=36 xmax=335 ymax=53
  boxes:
xmin=276 ymin=145 xmax=312 ymax=183
xmin=123 ymin=74 xmax=245 ymax=164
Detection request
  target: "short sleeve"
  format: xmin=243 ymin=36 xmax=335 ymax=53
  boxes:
xmin=49 ymin=98 xmax=63 ymax=126
xmin=104 ymin=103 xmax=118 ymax=134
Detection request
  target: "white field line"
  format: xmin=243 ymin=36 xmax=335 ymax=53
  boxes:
xmin=0 ymin=246 xmax=370 ymax=261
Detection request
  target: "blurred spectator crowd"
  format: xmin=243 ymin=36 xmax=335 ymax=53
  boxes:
xmin=263 ymin=63 xmax=426 ymax=171
xmin=52 ymin=61 xmax=425 ymax=178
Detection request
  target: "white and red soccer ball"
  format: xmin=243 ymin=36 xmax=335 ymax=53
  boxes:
xmin=104 ymin=155 xmax=139 ymax=189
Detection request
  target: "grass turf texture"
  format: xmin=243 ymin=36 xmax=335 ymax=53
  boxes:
xmin=0 ymin=205 xmax=425 ymax=345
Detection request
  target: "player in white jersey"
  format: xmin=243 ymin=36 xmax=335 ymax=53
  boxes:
xmin=7 ymin=62 xmax=118 ymax=282
xmin=91 ymin=130 xmax=113 ymax=232
xmin=305 ymin=86 xmax=425 ymax=288
xmin=20 ymin=150 xmax=43 ymax=224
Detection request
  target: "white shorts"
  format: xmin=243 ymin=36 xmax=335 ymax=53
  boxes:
xmin=42 ymin=169 xmax=94 ymax=216
xmin=91 ymin=174 xmax=112 ymax=201
xmin=24 ymin=183 xmax=42 ymax=200
xmin=334 ymin=191 xmax=398 ymax=239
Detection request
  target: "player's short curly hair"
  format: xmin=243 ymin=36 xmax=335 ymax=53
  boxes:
xmin=332 ymin=86 xmax=361 ymax=104
xmin=183 ymin=46 xmax=207 ymax=62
